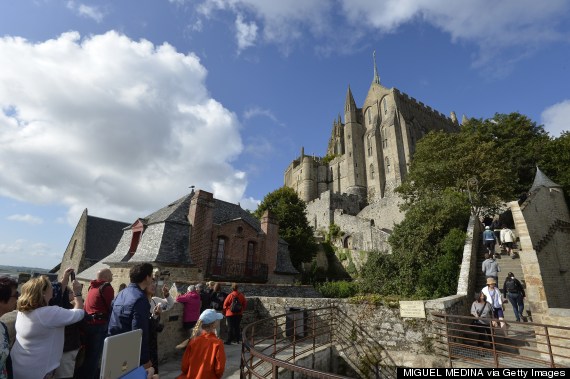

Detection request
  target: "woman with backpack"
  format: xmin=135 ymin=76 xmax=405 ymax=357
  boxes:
xmin=222 ymin=283 xmax=247 ymax=345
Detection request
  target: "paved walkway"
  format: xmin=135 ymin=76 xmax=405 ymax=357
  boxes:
xmin=158 ymin=342 xmax=242 ymax=379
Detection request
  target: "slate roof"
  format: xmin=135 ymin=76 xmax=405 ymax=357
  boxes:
xmin=141 ymin=193 xmax=194 ymax=225
xmin=77 ymin=261 xmax=110 ymax=281
xmin=85 ymin=216 xmax=130 ymax=263
xmin=530 ymin=167 xmax=561 ymax=192
xmin=213 ymin=199 xmax=262 ymax=232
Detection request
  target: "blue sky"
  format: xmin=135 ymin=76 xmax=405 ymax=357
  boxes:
xmin=1 ymin=0 xmax=569 ymax=269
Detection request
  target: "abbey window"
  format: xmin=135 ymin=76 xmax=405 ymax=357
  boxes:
xmin=385 ymin=157 xmax=391 ymax=173
xmin=370 ymin=164 xmax=375 ymax=179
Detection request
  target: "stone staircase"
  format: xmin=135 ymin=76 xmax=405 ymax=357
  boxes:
xmin=475 ymin=228 xmax=528 ymax=323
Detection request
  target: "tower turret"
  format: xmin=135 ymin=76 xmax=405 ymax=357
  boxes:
xmin=373 ymin=50 xmax=380 ymax=85
xmin=342 ymin=86 xmax=367 ymax=204
xmin=345 ymin=85 xmax=357 ymax=124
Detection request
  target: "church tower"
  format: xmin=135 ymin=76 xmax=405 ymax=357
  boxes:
xmin=343 ymin=86 xmax=367 ymax=203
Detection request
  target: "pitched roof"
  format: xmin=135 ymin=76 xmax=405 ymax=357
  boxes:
xmin=213 ymin=199 xmax=262 ymax=232
xmin=530 ymin=167 xmax=561 ymax=192
xmin=141 ymin=193 xmax=194 ymax=225
xmin=85 ymin=216 xmax=130 ymax=262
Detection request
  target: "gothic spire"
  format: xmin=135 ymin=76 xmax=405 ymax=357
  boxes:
xmin=373 ymin=50 xmax=380 ymax=84
xmin=345 ymin=85 xmax=357 ymax=114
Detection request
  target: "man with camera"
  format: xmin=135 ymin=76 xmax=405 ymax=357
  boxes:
xmin=77 ymin=268 xmax=114 ymax=379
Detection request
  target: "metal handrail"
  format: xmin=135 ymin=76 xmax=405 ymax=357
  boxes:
xmin=432 ymin=312 xmax=570 ymax=368
xmin=241 ymin=306 xmax=387 ymax=379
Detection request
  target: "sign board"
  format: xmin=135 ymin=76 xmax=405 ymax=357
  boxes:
xmin=399 ymin=300 xmax=426 ymax=318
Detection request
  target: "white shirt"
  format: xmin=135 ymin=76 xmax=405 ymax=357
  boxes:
xmin=482 ymin=286 xmax=503 ymax=309
xmin=11 ymin=306 xmax=84 ymax=379
xmin=149 ymin=295 xmax=174 ymax=319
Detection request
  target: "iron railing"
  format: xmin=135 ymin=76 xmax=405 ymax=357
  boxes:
xmin=432 ymin=313 xmax=570 ymax=368
xmin=240 ymin=306 xmax=396 ymax=379
xmin=205 ymin=257 xmax=268 ymax=283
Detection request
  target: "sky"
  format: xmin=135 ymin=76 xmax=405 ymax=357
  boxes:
xmin=1 ymin=0 xmax=569 ymax=269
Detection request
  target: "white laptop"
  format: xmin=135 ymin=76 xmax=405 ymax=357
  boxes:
xmin=100 ymin=329 xmax=143 ymax=379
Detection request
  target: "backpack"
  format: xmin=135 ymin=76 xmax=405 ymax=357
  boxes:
xmin=230 ymin=296 xmax=242 ymax=313
xmin=505 ymin=279 xmax=518 ymax=293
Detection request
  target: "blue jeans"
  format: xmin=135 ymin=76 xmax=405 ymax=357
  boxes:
xmin=77 ymin=323 xmax=107 ymax=379
xmin=507 ymin=292 xmax=524 ymax=321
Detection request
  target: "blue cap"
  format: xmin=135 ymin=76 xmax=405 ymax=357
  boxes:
xmin=199 ymin=309 xmax=224 ymax=324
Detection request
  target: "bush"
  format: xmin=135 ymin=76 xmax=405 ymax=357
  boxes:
xmin=316 ymin=280 xmax=359 ymax=298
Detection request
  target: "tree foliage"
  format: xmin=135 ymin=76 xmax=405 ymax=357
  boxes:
xmin=254 ymin=186 xmax=317 ymax=269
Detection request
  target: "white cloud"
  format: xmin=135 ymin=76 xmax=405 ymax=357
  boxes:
xmin=0 ymin=239 xmax=48 ymax=256
xmin=235 ymin=13 xmax=258 ymax=52
xmin=243 ymin=107 xmax=280 ymax=124
xmin=66 ymin=1 xmax=105 ymax=23
xmin=7 ymin=214 xmax=44 ymax=225
xmin=541 ymin=100 xmax=570 ymax=137
xmin=239 ymin=196 xmax=260 ymax=212
xmin=194 ymin=0 xmax=570 ymax=66
xmin=0 ymin=31 xmax=247 ymax=224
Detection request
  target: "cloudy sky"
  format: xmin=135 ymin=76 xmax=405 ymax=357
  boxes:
xmin=1 ymin=0 xmax=569 ymax=268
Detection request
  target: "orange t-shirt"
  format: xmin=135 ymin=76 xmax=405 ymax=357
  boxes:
xmin=177 ymin=331 xmax=226 ymax=379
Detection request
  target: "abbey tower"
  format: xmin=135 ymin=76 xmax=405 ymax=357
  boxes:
xmin=284 ymin=54 xmax=460 ymax=251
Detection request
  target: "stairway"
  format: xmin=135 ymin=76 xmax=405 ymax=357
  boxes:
xmin=474 ymin=228 xmax=527 ymax=323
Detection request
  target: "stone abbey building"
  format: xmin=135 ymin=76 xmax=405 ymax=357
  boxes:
xmin=284 ymin=55 xmax=460 ymax=252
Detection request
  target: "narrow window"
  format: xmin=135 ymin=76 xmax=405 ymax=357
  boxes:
xmin=247 ymin=242 xmax=255 ymax=270
xmin=129 ymin=231 xmax=141 ymax=253
xmin=216 ymin=238 xmax=225 ymax=267
xmin=70 ymin=239 xmax=77 ymax=259
xmin=385 ymin=157 xmax=391 ymax=173
xmin=370 ymin=164 xmax=375 ymax=179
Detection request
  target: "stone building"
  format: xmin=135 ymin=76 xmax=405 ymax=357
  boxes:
xmin=62 ymin=189 xmax=297 ymax=289
xmin=284 ymin=54 xmax=459 ymax=251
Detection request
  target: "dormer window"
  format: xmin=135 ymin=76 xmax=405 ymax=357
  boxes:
xmin=129 ymin=220 xmax=144 ymax=254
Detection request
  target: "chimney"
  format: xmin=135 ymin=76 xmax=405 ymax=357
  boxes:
xmin=188 ymin=190 xmax=215 ymax=271
xmin=260 ymin=210 xmax=279 ymax=275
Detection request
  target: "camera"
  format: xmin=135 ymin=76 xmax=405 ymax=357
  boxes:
xmin=70 ymin=271 xmax=75 ymax=281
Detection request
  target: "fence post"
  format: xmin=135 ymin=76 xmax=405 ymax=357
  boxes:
xmin=490 ymin=321 xmax=498 ymax=367
xmin=545 ymin=326 xmax=555 ymax=368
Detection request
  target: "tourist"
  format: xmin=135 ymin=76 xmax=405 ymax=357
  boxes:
xmin=481 ymin=277 xmax=504 ymax=319
xmin=482 ymin=225 xmax=497 ymax=256
xmin=481 ymin=253 xmax=500 ymax=285
xmin=146 ymin=281 xmax=174 ymax=373
xmin=470 ymin=292 xmax=493 ymax=347
xmin=177 ymin=309 xmax=225 ymax=379
xmin=107 ymin=263 xmax=154 ymax=369
xmin=11 ymin=276 xmax=85 ymax=379
xmin=77 ymin=268 xmax=114 ymax=379
xmin=223 ymin=283 xmax=247 ymax=345
xmin=196 ymin=283 xmax=210 ymax=313
xmin=49 ymin=268 xmax=83 ymax=379
xmin=503 ymin=273 xmax=526 ymax=322
xmin=0 ymin=276 xmax=18 ymax=379
xmin=500 ymin=226 xmax=516 ymax=258
xmin=175 ymin=285 xmax=201 ymax=350
xmin=209 ymin=283 xmax=227 ymax=337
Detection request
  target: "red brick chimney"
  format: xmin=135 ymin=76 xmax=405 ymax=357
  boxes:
xmin=188 ymin=190 xmax=215 ymax=271
xmin=260 ymin=210 xmax=279 ymax=274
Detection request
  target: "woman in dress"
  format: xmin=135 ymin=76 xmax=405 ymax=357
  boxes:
xmin=10 ymin=276 xmax=84 ymax=379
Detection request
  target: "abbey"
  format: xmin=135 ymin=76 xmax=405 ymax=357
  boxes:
xmin=284 ymin=55 xmax=460 ymax=251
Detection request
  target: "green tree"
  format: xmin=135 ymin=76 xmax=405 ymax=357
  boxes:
xmin=254 ymin=186 xmax=317 ymax=269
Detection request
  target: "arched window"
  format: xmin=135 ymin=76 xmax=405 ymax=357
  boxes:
xmin=370 ymin=164 xmax=375 ymax=179
xmin=216 ymin=237 xmax=226 ymax=267
xmin=367 ymin=108 xmax=372 ymax=125
xmin=385 ymin=157 xmax=391 ymax=173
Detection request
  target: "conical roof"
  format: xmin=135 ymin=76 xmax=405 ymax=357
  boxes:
xmin=530 ymin=167 xmax=561 ymax=192
xmin=345 ymin=85 xmax=357 ymax=114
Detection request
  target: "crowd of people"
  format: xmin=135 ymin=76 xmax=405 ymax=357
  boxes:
xmin=471 ymin=217 xmax=529 ymax=349
xmin=0 ymin=262 xmax=248 ymax=379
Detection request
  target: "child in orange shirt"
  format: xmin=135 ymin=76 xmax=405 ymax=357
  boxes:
xmin=177 ymin=309 xmax=226 ymax=379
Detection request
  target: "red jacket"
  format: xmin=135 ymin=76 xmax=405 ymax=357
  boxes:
xmin=177 ymin=331 xmax=226 ymax=379
xmin=223 ymin=290 xmax=247 ymax=317
xmin=84 ymin=280 xmax=114 ymax=324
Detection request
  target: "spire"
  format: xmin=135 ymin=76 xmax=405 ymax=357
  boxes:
xmin=373 ymin=50 xmax=380 ymax=84
xmin=530 ymin=166 xmax=561 ymax=192
xmin=345 ymin=85 xmax=357 ymax=114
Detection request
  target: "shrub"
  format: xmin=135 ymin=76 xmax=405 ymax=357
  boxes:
xmin=316 ymin=280 xmax=359 ymax=298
